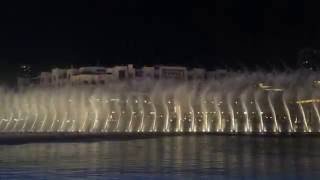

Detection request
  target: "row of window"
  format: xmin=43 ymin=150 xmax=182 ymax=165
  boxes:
xmin=43 ymin=69 xmax=206 ymax=84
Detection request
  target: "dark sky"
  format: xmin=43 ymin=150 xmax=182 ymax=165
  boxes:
xmin=0 ymin=0 xmax=319 ymax=83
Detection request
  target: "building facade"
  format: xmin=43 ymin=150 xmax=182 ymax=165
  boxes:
xmin=18 ymin=64 xmax=209 ymax=87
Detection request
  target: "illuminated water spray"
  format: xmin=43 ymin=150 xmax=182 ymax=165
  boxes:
xmin=240 ymin=91 xmax=251 ymax=132
xmin=0 ymin=71 xmax=319 ymax=135
xmin=299 ymin=104 xmax=310 ymax=132
xmin=89 ymin=97 xmax=99 ymax=132
xmin=254 ymin=92 xmax=265 ymax=133
xmin=150 ymin=99 xmax=157 ymax=132
xmin=162 ymin=92 xmax=170 ymax=132
xmin=174 ymin=86 xmax=183 ymax=132
xmin=102 ymin=95 xmax=111 ymax=132
xmin=200 ymin=85 xmax=210 ymax=132
xmin=138 ymin=96 xmax=145 ymax=132
xmin=268 ymin=93 xmax=280 ymax=133
xmin=213 ymin=94 xmax=223 ymax=132
xmin=282 ymin=94 xmax=294 ymax=132
xmin=227 ymin=93 xmax=236 ymax=132
xmin=313 ymin=102 xmax=320 ymax=132
xmin=188 ymin=88 xmax=196 ymax=132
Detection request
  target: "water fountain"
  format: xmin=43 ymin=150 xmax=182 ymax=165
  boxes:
xmin=1 ymin=70 xmax=320 ymax=138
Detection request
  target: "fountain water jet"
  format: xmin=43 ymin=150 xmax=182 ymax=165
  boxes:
xmin=299 ymin=104 xmax=310 ymax=132
xmin=268 ymin=93 xmax=280 ymax=133
xmin=162 ymin=91 xmax=170 ymax=132
xmin=282 ymin=93 xmax=294 ymax=132
xmin=213 ymin=94 xmax=223 ymax=132
xmin=1 ymin=70 xmax=320 ymax=135
xmin=200 ymin=84 xmax=211 ymax=132
xmin=240 ymin=90 xmax=251 ymax=133
xmin=227 ymin=93 xmax=236 ymax=132
xmin=137 ymin=96 xmax=145 ymax=132
xmin=313 ymin=102 xmax=320 ymax=132
xmin=254 ymin=91 xmax=265 ymax=133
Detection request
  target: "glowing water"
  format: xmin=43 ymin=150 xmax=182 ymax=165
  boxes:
xmin=1 ymin=71 xmax=320 ymax=134
xmin=313 ymin=102 xmax=320 ymax=132
xmin=268 ymin=93 xmax=280 ymax=132
xmin=240 ymin=91 xmax=251 ymax=132
xmin=282 ymin=94 xmax=294 ymax=132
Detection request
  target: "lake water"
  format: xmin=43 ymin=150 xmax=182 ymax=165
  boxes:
xmin=0 ymin=135 xmax=320 ymax=179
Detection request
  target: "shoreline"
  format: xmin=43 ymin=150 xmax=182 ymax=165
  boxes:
xmin=1 ymin=132 xmax=320 ymax=144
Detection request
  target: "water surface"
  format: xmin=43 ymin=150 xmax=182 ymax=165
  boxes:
xmin=0 ymin=135 xmax=319 ymax=179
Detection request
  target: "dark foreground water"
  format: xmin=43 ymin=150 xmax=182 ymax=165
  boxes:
xmin=0 ymin=135 xmax=320 ymax=179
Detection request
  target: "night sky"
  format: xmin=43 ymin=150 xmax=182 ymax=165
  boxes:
xmin=0 ymin=0 xmax=319 ymax=83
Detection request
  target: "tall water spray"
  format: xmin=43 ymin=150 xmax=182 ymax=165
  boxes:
xmin=1 ymin=70 xmax=320 ymax=135
xmin=240 ymin=90 xmax=251 ymax=132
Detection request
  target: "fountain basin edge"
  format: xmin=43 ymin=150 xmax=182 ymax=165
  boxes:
xmin=0 ymin=132 xmax=320 ymax=144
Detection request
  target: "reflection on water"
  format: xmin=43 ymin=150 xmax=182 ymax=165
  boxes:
xmin=0 ymin=136 xmax=320 ymax=179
